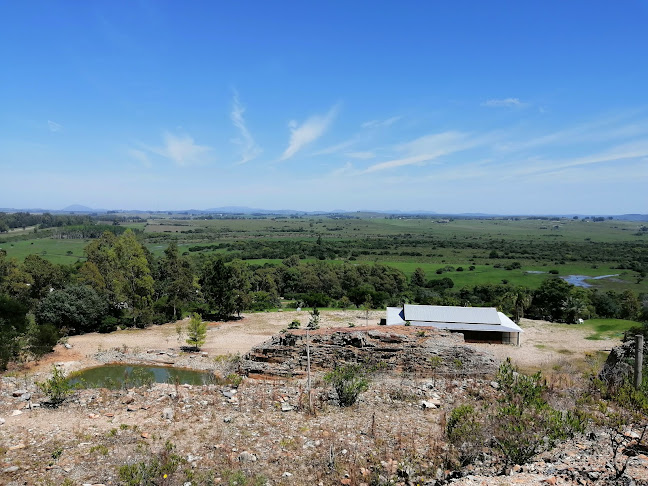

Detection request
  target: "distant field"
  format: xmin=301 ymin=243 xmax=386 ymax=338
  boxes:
xmin=0 ymin=238 xmax=88 ymax=264
xmin=2 ymin=216 xmax=646 ymax=293
xmin=137 ymin=216 xmax=645 ymax=243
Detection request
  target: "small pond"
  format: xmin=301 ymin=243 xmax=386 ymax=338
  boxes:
xmin=69 ymin=364 xmax=216 ymax=389
xmin=561 ymin=274 xmax=619 ymax=288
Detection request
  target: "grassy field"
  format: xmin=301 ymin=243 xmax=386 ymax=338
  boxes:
xmin=582 ymin=318 xmax=641 ymax=340
xmin=2 ymin=215 xmax=646 ymax=293
xmin=137 ymin=216 xmax=645 ymax=242
xmin=0 ymin=238 xmax=89 ymax=265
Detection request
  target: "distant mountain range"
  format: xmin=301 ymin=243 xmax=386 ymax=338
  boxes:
xmin=0 ymin=205 xmax=646 ymax=221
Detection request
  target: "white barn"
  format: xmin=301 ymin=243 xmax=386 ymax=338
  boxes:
xmin=385 ymin=304 xmax=522 ymax=345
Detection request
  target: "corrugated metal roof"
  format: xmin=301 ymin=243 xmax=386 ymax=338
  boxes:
xmin=497 ymin=312 xmax=523 ymax=332
xmin=408 ymin=321 xmax=521 ymax=333
xmin=403 ymin=304 xmax=501 ymax=325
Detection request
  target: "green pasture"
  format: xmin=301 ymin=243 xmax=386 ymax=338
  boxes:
xmin=582 ymin=318 xmax=642 ymax=341
xmin=134 ymin=216 xmax=645 ymax=243
xmin=0 ymin=239 xmax=88 ymax=264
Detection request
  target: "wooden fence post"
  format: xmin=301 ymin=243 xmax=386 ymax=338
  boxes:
xmin=634 ymin=334 xmax=644 ymax=390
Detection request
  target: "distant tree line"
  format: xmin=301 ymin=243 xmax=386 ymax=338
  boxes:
xmin=0 ymin=231 xmax=646 ymax=370
xmin=0 ymin=212 xmax=93 ymax=233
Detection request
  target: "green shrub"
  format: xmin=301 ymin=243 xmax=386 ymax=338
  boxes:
xmin=324 ymin=363 xmax=370 ymax=407
xmin=287 ymin=319 xmax=301 ymax=329
xmin=37 ymin=365 xmax=75 ymax=406
xmin=492 ymin=358 xmax=585 ymax=466
xmin=446 ymin=404 xmax=484 ymax=467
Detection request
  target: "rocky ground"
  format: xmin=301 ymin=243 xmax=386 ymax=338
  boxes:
xmin=1 ymin=312 xmax=646 ymax=485
xmin=1 ymin=369 xmax=647 ymax=486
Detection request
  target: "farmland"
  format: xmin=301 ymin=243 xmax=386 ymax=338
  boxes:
xmin=2 ymin=214 xmax=646 ymax=293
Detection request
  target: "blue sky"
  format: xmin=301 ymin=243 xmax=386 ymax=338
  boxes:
xmin=1 ymin=1 xmax=647 ymax=214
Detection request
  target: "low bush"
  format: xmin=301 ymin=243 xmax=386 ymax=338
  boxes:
xmin=324 ymin=363 xmax=370 ymax=407
xmin=37 ymin=365 xmax=75 ymax=407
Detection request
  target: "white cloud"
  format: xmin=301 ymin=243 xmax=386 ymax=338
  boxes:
xmin=48 ymin=120 xmax=62 ymax=132
xmin=361 ymin=116 xmax=402 ymax=129
xmin=517 ymin=140 xmax=648 ymax=177
xmin=363 ymin=153 xmax=433 ymax=173
xmin=149 ymin=132 xmax=212 ymax=166
xmin=281 ymin=104 xmax=339 ymax=160
xmin=362 ymin=131 xmax=489 ymax=174
xmin=312 ymin=138 xmax=358 ymax=156
xmin=346 ymin=151 xmax=376 ymax=160
xmin=481 ymin=98 xmax=525 ymax=108
xmin=128 ymin=148 xmax=152 ymax=168
xmin=498 ymin=114 xmax=648 ymax=153
xmin=230 ymin=90 xmax=262 ymax=165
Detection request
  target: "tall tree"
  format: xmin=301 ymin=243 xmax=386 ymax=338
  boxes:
xmin=23 ymin=254 xmax=66 ymax=301
xmin=113 ymin=229 xmax=155 ymax=326
xmin=200 ymin=258 xmax=234 ymax=318
xmin=35 ymin=285 xmax=109 ymax=334
xmin=501 ymin=287 xmax=533 ymax=324
xmin=158 ymin=242 xmax=197 ymax=320
xmin=229 ymin=260 xmax=252 ymax=318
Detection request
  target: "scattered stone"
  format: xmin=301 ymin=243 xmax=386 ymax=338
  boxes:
xmin=126 ymin=405 xmax=138 ymax=412
xmin=490 ymin=381 xmax=500 ymax=389
xmin=122 ymin=395 xmax=135 ymax=404
xmin=162 ymin=407 xmax=174 ymax=420
xmin=222 ymin=389 xmax=237 ymax=398
xmin=12 ymin=389 xmax=28 ymax=397
xmin=421 ymin=400 xmax=437 ymax=409
xmin=3 ymin=466 xmax=19 ymax=473
xmin=0 ymin=417 xmax=5 ymax=425
xmin=141 ymin=432 xmax=150 ymax=439
xmin=104 ymin=413 xmax=114 ymax=417
xmin=238 ymin=451 xmax=257 ymax=462
xmin=11 ymin=409 xmax=22 ymax=416
xmin=63 ymin=343 xmax=73 ymax=349
xmin=281 ymin=402 xmax=294 ymax=412
xmin=19 ymin=392 xmax=31 ymax=401
xmin=282 ymin=472 xmax=293 ymax=477
xmin=223 ymin=416 xmax=232 ymax=423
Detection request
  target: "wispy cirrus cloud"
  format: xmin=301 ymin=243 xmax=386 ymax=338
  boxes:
xmin=230 ymin=90 xmax=262 ymax=165
xmin=148 ymin=132 xmax=213 ymax=166
xmin=128 ymin=148 xmax=152 ymax=168
xmin=481 ymin=98 xmax=526 ymax=108
xmin=48 ymin=120 xmax=62 ymax=132
xmin=516 ymin=139 xmax=648 ymax=178
xmin=346 ymin=151 xmax=376 ymax=160
xmin=362 ymin=131 xmax=491 ymax=174
xmin=281 ymin=104 xmax=339 ymax=160
xmin=361 ymin=115 xmax=402 ymax=129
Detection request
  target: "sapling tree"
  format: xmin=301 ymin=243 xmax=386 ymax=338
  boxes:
xmin=185 ymin=313 xmax=207 ymax=351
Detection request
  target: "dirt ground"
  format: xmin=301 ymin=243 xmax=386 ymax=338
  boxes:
xmin=25 ymin=311 xmax=620 ymax=377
